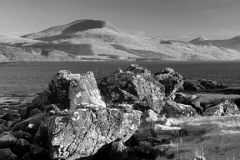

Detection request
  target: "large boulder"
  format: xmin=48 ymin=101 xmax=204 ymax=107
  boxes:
xmin=0 ymin=133 xmax=17 ymax=149
xmin=98 ymin=65 xmax=165 ymax=113
xmin=154 ymin=67 xmax=184 ymax=100
xmin=204 ymin=99 xmax=239 ymax=116
xmin=0 ymin=148 xmax=17 ymax=160
xmin=48 ymin=108 xmax=141 ymax=160
xmin=183 ymin=78 xmax=225 ymax=91
xmin=160 ymin=101 xmax=197 ymax=118
xmin=12 ymin=113 xmax=45 ymax=133
xmin=48 ymin=70 xmax=106 ymax=110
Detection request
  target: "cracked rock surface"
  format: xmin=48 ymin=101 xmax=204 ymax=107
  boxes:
xmin=48 ymin=108 xmax=141 ymax=160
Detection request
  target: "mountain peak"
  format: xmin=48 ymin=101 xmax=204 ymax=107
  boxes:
xmin=231 ymin=35 xmax=240 ymax=40
xmin=193 ymin=36 xmax=208 ymax=41
xmin=22 ymin=19 xmax=120 ymax=40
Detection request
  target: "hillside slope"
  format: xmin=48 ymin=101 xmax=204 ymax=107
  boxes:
xmin=189 ymin=36 xmax=240 ymax=52
xmin=1 ymin=19 xmax=240 ymax=61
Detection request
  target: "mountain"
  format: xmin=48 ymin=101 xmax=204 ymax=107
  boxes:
xmin=189 ymin=36 xmax=240 ymax=52
xmin=1 ymin=19 xmax=240 ymax=61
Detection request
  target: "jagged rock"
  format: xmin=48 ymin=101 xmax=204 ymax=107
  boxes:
xmin=0 ymin=148 xmax=17 ymax=160
xmin=0 ymin=133 xmax=17 ymax=149
xmin=48 ymin=108 xmax=141 ymax=160
xmin=11 ymin=138 xmax=30 ymax=157
xmin=190 ymin=94 xmax=203 ymax=114
xmin=30 ymin=144 xmax=48 ymax=160
xmin=205 ymin=99 xmax=239 ymax=116
xmin=199 ymin=79 xmax=225 ymax=89
xmin=183 ymin=79 xmax=205 ymax=91
xmin=183 ymin=78 xmax=225 ymax=91
xmin=160 ymin=101 xmax=197 ymax=118
xmin=143 ymin=109 xmax=159 ymax=123
xmin=98 ymin=67 xmax=165 ymax=113
xmin=48 ymin=70 xmax=72 ymax=108
xmin=111 ymin=68 xmax=123 ymax=75
xmin=125 ymin=64 xmax=151 ymax=75
xmin=155 ymin=68 xmax=183 ymax=100
xmin=32 ymin=90 xmax=51 ymax=107
xmin=49 ymin=70 xmax=106 ymax=110
xmin=12 ymin=113 xmax=45 ymax=133
xmin=110 ymin=140 xmax=128 ymax=160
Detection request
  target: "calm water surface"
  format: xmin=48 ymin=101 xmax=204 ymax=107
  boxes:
xmin=0 ymin=61 xmax=240 ymax=96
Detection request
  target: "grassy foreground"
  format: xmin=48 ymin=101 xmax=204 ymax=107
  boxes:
xmin=161 ymin=115 xmax=240 ymax=160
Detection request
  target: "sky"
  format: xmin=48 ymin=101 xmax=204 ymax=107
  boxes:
xmin=1 ymin=0 xmax=240 ymax=41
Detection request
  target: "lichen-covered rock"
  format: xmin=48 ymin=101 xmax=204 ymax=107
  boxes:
xmin=161 ymin=101 xmax=197 ymax=118
xmin=31 ymin=89 xmax=51 ymax=109
xmin=110 ymin=140 xmax=128 ymax=160
xmin=125 ymin=64 xmax=151 ymax=75
xmin=49 ymin=70 xmax=106 ymax=110
xmin=48 ymin=108 xmax=141 ymax=160
xmin=154 ymin=68 xmax=183 ymax=100
xmin=205 ymin=99 xmax=240 ymax=116
xmin=98 ymin=67 xmax=165 ymax=113
xmin=0 ymin=148 xmax=17 ymax=160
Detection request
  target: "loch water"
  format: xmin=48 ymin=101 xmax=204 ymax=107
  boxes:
xmin=0 ymin=61 xmax=240 ymax=97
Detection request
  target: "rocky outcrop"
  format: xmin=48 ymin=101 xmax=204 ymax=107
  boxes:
xmin=0 ymin=65 xmax=214 ymax=160
xmin=155 ymin=67 xmax=183 ymax=100
xmin=161 ymin=101 xmax=197 ymax=118
xmin=183 ymin=78 xmax=226 ymax=91
xmin=49 ymin=70 xmax=106 ymax=110
xmin=48 ymin=108 xmax=141 ymax=160
xmin=98 ymin=64 xmax=165 ymax=113
xmin=204 ymin=99 xmax=239 ymax=116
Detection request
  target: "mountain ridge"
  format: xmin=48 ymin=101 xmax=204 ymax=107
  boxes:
xmin=0 ymin=19 xmax=240 ymax=61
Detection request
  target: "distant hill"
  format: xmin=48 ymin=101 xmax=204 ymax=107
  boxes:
xmin=189 ymin=36 xmax=240 ymax=52
xmin=0 ymin=19 xmax=240 ymax=61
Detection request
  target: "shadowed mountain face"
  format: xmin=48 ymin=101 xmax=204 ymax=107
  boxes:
xmin=62 ymin=20 xmax=106 ymax=34
xmin=22 ymin=19 xmax=119 ymax=40
xmin=189 ymin=36 xmax=240 ymax=52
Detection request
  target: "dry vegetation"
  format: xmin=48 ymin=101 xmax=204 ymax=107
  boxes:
xmin=162 ymin=115 xmax=240 ymax=160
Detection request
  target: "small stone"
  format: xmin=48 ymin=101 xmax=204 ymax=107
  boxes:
xmin=0 ymin=134 xmax=17 ymax=149
xmin=30 ymin=144 xmax=48 ymax=160
xmin=11 ymin=138 xmax=30 ymax=157
xmin=0 ymin=148 xmax=17 ymax=160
